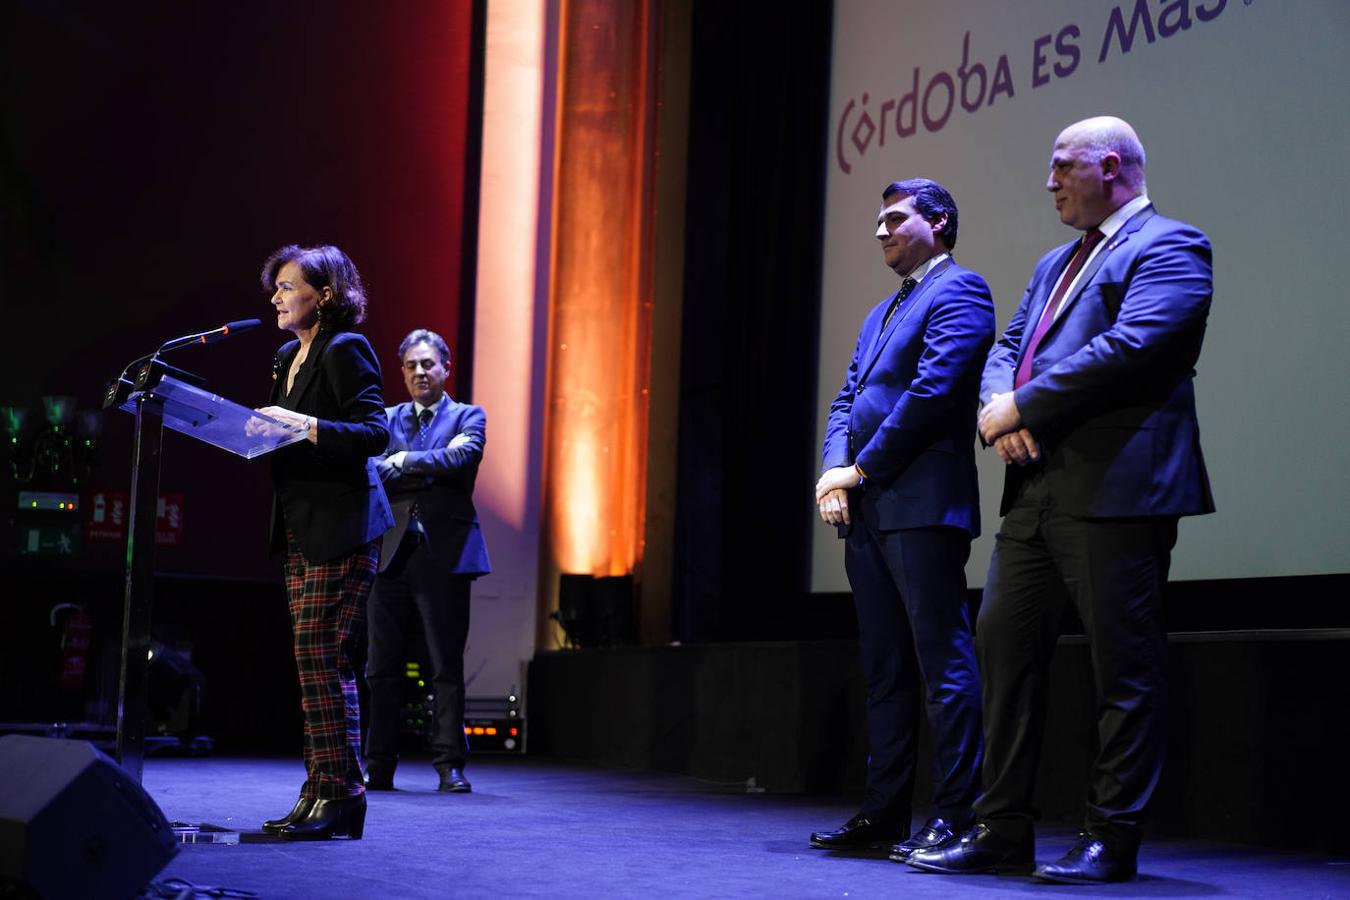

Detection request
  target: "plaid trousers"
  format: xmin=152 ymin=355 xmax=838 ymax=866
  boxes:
xmin=285 ymin=531 xmax=379 ymax=800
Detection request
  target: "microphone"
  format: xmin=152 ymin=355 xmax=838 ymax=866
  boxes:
xmin=157 ymin=318 xmax=262 ymax=353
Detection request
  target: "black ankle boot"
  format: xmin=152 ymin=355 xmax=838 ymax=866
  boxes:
xmin=280 ymin=794 xmax=366 ymax=841
xmin=262 ymin=796 xmax=314 ymax=834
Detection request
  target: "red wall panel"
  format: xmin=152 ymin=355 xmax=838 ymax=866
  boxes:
xmin=1 ymin=1 xmax=480 ymax=578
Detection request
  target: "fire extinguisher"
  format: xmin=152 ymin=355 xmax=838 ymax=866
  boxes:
xmin=51 ymin=603 xmax=92 ymax=693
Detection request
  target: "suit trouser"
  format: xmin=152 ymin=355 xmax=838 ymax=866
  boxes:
xmin=974 ymin=472 xmax=1177 ymax=852
xmin=284 ymin=533 xmax=378 ymax=800
xmin=366 ymin=534 xmax=472 ymax=774
xmin=845 ymin=517 xmax=982 ymax=827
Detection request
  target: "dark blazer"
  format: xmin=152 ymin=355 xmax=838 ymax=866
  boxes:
xmin=823 ymin=258 xmax=996 ymax=536
xmin=981 ymin=204 xmax=1215 ymax=518
xmin=268 ymin=329 xmax=394 ymax=563
xmin=374 ymin=394 xmax=491 ymax=577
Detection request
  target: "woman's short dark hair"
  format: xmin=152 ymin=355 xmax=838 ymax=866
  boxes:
xmin=882 ymin=178 xmax=960 ymax=251
xmin=261 ymin=244 xmax=369 ymax=330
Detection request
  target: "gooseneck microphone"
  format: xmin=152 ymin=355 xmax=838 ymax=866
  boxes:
xmin=102 ymin=318 xmax=267 ymax=408
xmin=156 ymin=318 xmax=263 ymax=353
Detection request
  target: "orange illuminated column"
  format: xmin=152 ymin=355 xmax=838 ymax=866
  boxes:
xmin=540 ymin=0 xmax=658 ymax=639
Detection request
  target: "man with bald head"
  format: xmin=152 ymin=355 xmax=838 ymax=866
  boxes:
xmin=908 ymin=117 xmax=1214 ymax=883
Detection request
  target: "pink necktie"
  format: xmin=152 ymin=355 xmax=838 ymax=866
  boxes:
xmin=1014 ymin=229 xmax=1104 ymax=389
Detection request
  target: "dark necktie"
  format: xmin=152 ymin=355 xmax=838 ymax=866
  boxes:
xmin=408 ymin=407 xmax=434 ymax=534
xmin=415 ymin=407 xmax=434 ymax=449
xmin=1014 ymin=228 xmax=1105 ymax=389
xmin=882 ymin=277 xmax=919 ymax=332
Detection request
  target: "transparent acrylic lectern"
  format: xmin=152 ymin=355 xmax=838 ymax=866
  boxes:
xmin=108 ymin=359 xmax=305 ymax=784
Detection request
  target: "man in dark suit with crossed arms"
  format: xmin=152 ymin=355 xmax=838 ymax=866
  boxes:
xmin=365 ymin=328 xmax=491 ymax=794
xmin=908 ymin=116 xmax=1214 ymax=883
xmin=812 ymin=179 xmax=994 ymax=857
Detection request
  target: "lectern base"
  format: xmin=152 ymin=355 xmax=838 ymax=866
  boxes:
xmin=172 ymin=822 xmax=286 ymax=844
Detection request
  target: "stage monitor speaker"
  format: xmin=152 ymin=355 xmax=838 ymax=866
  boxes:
xmin=0 ymin=734 xmax=177 ymax=900
xmin=556 ymin=574 xmax=635 ymax=648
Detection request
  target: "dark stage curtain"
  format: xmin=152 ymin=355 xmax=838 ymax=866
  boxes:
xmin=673 ymin=0 xmax=840 ymax=642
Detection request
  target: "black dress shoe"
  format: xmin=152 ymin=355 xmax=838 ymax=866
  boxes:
xmin=365 ymin=772 xmax=395 ymax=791
xmin=906 ymin=823 xmax=1034 ymax=875
xmin=438 ymin=767 xmax=472 ymax=793
xmin=279 ymin=794 xmax=366 ymax=841
xmin=888 ymin=817 xmax=959 ymax=862
xmin=262 ymin=796 xmax=313 ymax=834
xmin=810 ymin=813 xmax=904 ymax=850
xmin=1033 ymin=833 xmax=1136 ymax=884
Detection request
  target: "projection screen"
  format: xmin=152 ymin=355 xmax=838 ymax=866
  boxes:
xmin=811 ymin=0 xmax=1350 ymax=591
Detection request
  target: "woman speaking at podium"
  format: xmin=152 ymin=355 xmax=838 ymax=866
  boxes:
xmin=250 ymin=244 xmax=393 ymax=840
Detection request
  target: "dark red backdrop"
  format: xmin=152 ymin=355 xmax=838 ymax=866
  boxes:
xmin=1 ymin=1 xmax=481 ymax=579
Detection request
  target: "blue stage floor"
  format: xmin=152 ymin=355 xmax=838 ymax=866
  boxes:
xmin=144 ymin=755 xmax=1350 ymax=898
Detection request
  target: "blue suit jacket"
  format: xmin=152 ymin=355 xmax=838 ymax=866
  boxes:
xmin=374 ymin=394 xmax=491 ymax=577
xmin=823 ymin=258 xmax=996 ymax=536
xmin=981 ymin=205 xmax=1216 ymax=518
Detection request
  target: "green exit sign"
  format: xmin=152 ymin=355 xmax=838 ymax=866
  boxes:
xmin=18 ymin=525 xmax=81 ymax=556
